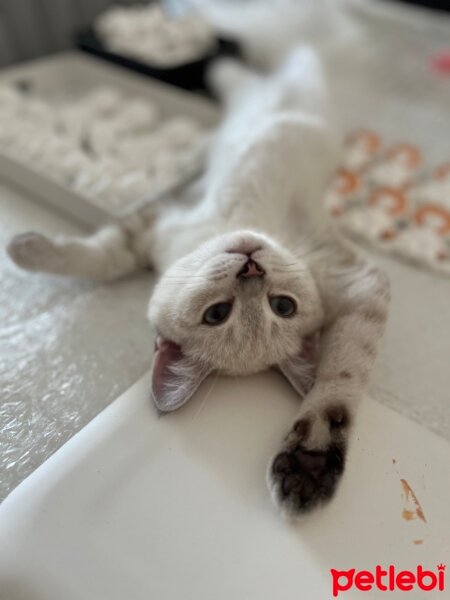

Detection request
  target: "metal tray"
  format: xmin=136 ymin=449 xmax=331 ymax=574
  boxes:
xmin=0 ymin=52 xmax=219 ymax=228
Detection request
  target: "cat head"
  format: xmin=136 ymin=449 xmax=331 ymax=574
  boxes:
xmin=148 ymin=230 xmax=324 ymax=411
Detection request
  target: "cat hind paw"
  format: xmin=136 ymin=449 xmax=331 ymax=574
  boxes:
xmin=7 ymin=232 xmax=60 ymax=272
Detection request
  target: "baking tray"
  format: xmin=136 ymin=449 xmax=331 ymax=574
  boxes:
xmin=76 ymin=27 xmax=240 ymax=96
xmin=0 ymin=52 xmax=220 ymax=229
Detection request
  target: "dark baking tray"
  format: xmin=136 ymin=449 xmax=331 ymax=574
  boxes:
xmin=76 ymin=27 xmax=240 ymax=96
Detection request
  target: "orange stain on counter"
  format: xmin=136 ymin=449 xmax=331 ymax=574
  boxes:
xmin=401 ymin=479 xmax=427 ymax=523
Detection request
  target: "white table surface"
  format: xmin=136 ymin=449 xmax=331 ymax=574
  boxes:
xmin=0 ymin=371 xmax=449 ymax=600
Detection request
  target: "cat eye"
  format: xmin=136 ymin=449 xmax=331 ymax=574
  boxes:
xmin=269 ymin=296 xmax=297 ymax=318
xmin=202 ymin=302 xmax=233 ymax=326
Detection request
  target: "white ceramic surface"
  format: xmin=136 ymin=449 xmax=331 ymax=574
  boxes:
xmin=0 ymin=372 xmax=448 ymax=600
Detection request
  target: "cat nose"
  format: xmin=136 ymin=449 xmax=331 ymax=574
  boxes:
xmin=237 ymin=258 xmax=265 ymax=279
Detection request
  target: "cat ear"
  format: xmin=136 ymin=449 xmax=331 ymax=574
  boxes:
xmin=151 ymin=339 xmax=211 ymax=412
xmin=278 ymin=334 xmax=318 ymax=398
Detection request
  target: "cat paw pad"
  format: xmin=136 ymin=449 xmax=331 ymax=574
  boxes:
xmin=268 ymin=406 xmax=350 ymax=516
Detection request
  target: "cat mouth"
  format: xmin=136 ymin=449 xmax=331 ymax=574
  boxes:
xmin=237 ymin=258 xmax=265 ymax=279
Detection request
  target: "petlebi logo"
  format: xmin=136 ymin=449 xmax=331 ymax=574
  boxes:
xmin=330 ymin=564 xmax=446 ymax=597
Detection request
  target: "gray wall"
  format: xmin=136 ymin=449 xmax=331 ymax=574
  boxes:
xmin=0 ymin=0 xmax=139 ymax=67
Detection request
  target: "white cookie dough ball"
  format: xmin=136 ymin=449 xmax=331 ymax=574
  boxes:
xmin=112 ymin=169 xmax=150 ymax=206
xmin=30 ymin=136 xmax=70 ymax=177
xmin=18 ymin=130 xmax=50 ymax=164
xmin=97 ymin=156 xmax=129 ymax=181
xmin=56 ymin=105 xmax=90 ymax=143
xmin=85 ymin=173 xmax=114 ymax=199
xmin=96 ymin=7 xmax=130 ymax=38
xmin=153 ymin=151 xmax=180 ymax=186
xmin=58 ymin=149 xmax=93 ymax=183
xmin=116 ymin=99 xmax=159 ymax=133
xmin=7 ymin=122 xmax=48 ymax=159
xmin=157 ymin=117 xmax=203 ymax=154
xmin=5 ymin=122 xmax=35 ymax=159
xmin=84 ymin=86 xmax=123 ymax=117
xmin=88 ymin=120 xmax=119 ymax=156
xmin=113 ymin=137 xmax=152 ymax=169
xmin=95 ymin=3 xmax=215 ymax=66
xmin=116 ymin=169 xmax=148 ymax=190
xmin=19 ymin=97 xmax=54 ymax=126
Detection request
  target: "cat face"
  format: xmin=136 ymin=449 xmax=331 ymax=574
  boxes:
xmin=148 ymin=231 xmax=324 ymax=411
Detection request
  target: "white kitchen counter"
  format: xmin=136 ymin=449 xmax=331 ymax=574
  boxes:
xmin=0 ymin=370 xmax=449 ymax=600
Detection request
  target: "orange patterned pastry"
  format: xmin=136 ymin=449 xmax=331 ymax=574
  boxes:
xmin=326 ymin=130 xmax=450 ymax=275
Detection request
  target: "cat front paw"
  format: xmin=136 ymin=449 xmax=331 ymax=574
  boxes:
xmin=7 ymin=232 xmax=60 ymax=272
xmin=268 ymin=404 xmax=350 ymax=517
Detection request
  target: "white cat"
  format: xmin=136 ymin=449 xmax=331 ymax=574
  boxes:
xmin=7 ymin=47 xmax=389 ymax=517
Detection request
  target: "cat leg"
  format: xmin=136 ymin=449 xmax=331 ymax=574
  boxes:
xmin=7 ymin=224 xmax=144 ymax=281
xmin=268 ymin=261 xmax=390 ymax=517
